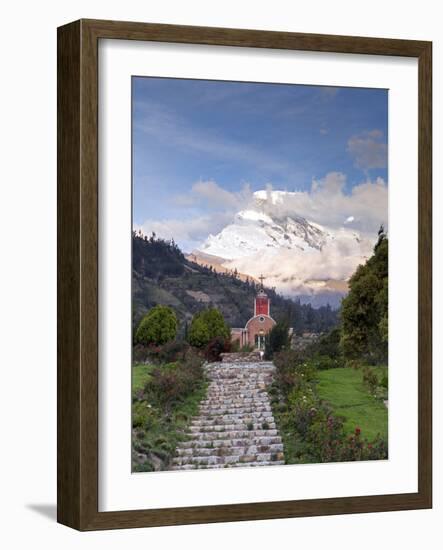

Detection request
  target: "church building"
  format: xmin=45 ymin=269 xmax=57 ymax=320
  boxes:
xmin=231 ymin=277 xmax=277 ymax=351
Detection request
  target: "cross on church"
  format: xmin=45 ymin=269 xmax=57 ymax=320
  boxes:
xmin=259 ymin=274 xmax=265 ymax=288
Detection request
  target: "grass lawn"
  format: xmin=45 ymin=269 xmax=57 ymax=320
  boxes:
xmin=132 ymin=363 xmax=155 ymax=392
xmin=316 ymin=367 xmax=388 ymax=441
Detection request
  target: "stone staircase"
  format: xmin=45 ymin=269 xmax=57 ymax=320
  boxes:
xmin=172 ymin=362 xmax=285 ymax=470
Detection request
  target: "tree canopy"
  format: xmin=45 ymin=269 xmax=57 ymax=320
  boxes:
xmin=135 ymin=305 xmax=178 ymax=346
xmin=188 ymin=308 xmax=230 ymax=348
xmin=265 ymin=320 xmax=290 ymax=359
xmin=340 ymin=228 xmax=388 ymax=363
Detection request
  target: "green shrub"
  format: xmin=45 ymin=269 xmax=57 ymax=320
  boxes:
xmin=132 ymin=401 xmax=156 ymax=429
xmin=312 ymin=327 xmax=342 ymax=359
xmin=143 ymin=352 xmax=204 ymax=413
xmin=133 ymin=343 xmax=149 ymax=363
xmin=135 ymin=305 xmax=177 ymax=346
xmin=339 ymin=428 xmax=388 ymax=462
xmin=148 ymin=340 xmax=189 ymax=364
xmin=345 ymin=359 xmax=363 ymax=370
xmin=362 ymin=367 xmax=379 ymax=394
xmin=271 ymin=350 xmax=315 ymax=405
xmin=312 ymin=354 xmax=343 ymax=370
xmin=264 ymin=320 xmax=290 ymax=359
xmin=188 ymin=308 xmax=230 ymax=348
xmin=187 ymin=315 xmax=210 ymax=347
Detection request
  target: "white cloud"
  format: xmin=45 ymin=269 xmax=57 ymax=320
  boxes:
xmin=226 ymin=237 xmax=372 ymax=297
xmin=136 ymin=172 xmax=387 ymax=261
xmin=347 ymin=129 xmax=387 ymax=170
xmin=187 ymin=180 xmax=252 ymax=211
xmin=259 ymin=172 xmax=388 ymax=235
xmin=135 ymin=214 xmax=231 ymax=252
xmin=136 ymin=180 xmax=253 ymax=251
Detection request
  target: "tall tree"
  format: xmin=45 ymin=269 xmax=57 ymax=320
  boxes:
xmin=135 ymin=305 xmax=178 ymax=346
xmin=188 ymin=308 xmax=230 ymax=348
xmin=340 ymin=227 xmax=388 ymax=363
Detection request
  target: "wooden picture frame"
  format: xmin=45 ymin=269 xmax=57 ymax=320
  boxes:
xmin=57 ymin=19 xmax=432 ymax=530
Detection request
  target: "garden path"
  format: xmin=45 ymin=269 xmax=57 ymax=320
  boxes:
xmin=172 ymin=361 xmax=285 ymax=469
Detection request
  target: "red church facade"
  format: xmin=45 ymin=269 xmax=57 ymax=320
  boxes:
xmin=231 ymin=288 xmax=277 ymax=350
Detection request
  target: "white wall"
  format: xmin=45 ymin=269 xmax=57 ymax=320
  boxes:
xmin=0 ymin=0 xmax=441 ymax=547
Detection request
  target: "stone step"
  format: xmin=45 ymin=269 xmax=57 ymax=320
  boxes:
xmin=198 ymin=397 xmax=270 ymax=406
xmin=172 ymin=451 xmax=285 ymax=467
xmin=172 ymin=460 xmax=285 ymax=470
xmin=172 ymin=361 xmax=285 ymax=470
xmin=179 ymin=435 xmax=283 ymax=449
xmin=227 ymin=460 xmax=285 ymax=468
xmin=191 ymin=412 xmax=274 ymax=425
xmin=189 ymin=422 xmax=276 ymax=433
xmin=204 ymin=383 xmax=271 ymax=389
xmin=204 ymin=390 xmax=270 ymax=395
xmin=188 ymin=428 xmax=279 ymax=440
xmin=198 ymin=405 xmax=272 ymax=415
xmin=176 ymin=443 xmax=284 ymax=457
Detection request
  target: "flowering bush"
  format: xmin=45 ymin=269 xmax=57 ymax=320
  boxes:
xmin=273 ymin=350 xmax=315 ymax=398
xmin=308 ymin=412 xmax=346 ymax=462
xmin=144 ymin=351 xmax=204 ymax=413
xmin=148 ymin=340 xmax=190 ymax=364
xmin=289 ymin=391 xmax=318 ymax=437
xmin=339 ymin=427 xmax=388 ymax=461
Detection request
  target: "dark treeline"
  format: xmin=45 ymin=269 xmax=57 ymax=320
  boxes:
xmin=133 ymin=230 xmax=185 ymax=278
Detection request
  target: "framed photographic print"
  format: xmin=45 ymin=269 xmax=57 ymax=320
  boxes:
xmin=57 ymin=19 xmax=432 ymax=530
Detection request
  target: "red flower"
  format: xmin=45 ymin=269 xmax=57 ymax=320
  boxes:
xmin=355 ymin=427 xmax=361 ymax=436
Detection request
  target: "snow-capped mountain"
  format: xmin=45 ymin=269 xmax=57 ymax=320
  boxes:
xmin=202 ymin=209 xmax=330 ymax=259
xmin=195 ymin=190 xmax=375 ymax=307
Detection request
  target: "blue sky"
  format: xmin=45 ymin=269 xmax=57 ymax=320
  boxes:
xmin=132 ymin=77 xmax=388 ymax=251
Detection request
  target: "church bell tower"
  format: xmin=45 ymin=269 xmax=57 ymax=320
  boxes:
xmin=254 ymin=275 xmax=270 ymax=317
